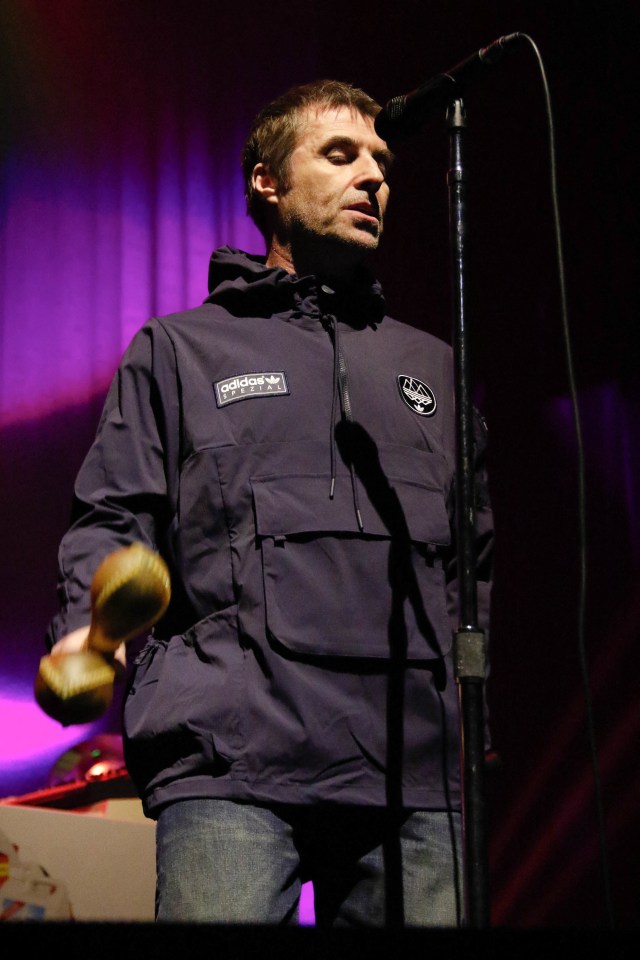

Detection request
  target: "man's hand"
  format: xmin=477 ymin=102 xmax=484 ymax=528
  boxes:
xmin=50 ymin=625 xmax=127 ymax=673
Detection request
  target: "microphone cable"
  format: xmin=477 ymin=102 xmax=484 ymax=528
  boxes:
xmin=520 ymin=33 xmax=616 ymax=930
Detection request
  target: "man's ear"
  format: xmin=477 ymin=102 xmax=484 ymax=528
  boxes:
xmin=252 ymin=163 xmax=280 ymax=207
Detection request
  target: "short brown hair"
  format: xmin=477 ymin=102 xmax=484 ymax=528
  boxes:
xmin=241 ymin=79 xmax=382 ymax=237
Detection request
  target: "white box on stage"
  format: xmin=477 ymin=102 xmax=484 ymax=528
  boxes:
xmin=0 ymin=800 xmax=156 ymax=921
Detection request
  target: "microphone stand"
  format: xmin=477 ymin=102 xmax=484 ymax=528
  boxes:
xmin=447 ymin=97 xmax=490 ymax=928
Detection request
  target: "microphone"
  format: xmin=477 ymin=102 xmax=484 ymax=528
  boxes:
xmin=375 ymin=33 xmax=523 ymax=142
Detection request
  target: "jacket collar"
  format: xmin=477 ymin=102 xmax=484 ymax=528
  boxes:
xmin=205 ymin=247 xmax=386 ymax=327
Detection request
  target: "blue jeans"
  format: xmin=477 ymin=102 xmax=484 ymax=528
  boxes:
xmin=156 ymin=799 xmax=464 ymax=926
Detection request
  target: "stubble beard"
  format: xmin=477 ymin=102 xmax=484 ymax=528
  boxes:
xmin=282 ymin=211 xmax=382 ymax=277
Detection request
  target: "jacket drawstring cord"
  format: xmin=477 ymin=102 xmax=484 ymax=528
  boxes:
xmin=330 ymin=313 xmax=364 ymax=532
xmin=329 ymin=314 xmax=339 ymax=501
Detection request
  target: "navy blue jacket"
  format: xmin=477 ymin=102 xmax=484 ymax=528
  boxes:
xmin=47 ymin=247 xmax=493 ymax=817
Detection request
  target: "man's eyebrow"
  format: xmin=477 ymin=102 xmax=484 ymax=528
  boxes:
xmin=320 ymin=135 xmax=358 ymax=152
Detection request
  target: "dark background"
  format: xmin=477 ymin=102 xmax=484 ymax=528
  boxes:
xmin=1 ymin=0 xmax=638 ymax=930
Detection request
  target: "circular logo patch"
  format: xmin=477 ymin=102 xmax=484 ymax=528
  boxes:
xmin=397 ymin=374 xmax=437 ymax=417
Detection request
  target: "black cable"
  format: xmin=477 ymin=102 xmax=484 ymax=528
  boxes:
xmin=520 ymin=32 xmax=616 ymax=930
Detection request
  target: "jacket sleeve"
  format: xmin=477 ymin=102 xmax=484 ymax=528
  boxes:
xmin=45 ymin=321 xmax=177 ymax=648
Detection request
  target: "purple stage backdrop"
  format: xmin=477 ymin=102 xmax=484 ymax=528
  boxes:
xmin=1 ymin=0 xmax=638 ymax=929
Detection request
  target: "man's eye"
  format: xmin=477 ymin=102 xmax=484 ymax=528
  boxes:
xmin=375 ymin=155 xmax=392 ymax=177
xmin=327 ymin=152 xmax=349 ymax=164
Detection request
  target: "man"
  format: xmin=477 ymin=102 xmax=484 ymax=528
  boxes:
xmin=45 ymin=80 xmax=493 ymax=926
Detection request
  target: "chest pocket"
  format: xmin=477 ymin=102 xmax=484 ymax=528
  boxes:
xmin=251 ymin=454 xmax=452 ymax=661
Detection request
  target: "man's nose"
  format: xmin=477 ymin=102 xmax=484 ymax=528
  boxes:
xmin=354 ymin=153 xmax=386 ymax=191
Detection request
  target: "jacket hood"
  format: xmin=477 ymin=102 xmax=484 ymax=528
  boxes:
xmin=205 ymin=246 xmax=386 ymax=327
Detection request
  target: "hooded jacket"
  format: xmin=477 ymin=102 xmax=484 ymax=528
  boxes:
xmin=46 ymin=247 xmax=493 ymax=817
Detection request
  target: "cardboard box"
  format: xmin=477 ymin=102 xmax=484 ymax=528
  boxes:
xmin=0 ymin=802 xmax=155 ymax=921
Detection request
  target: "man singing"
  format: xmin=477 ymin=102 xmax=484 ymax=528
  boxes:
xmin=46 ymin=79 xmax=493 ymax=926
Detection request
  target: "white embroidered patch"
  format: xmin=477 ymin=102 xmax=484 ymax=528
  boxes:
xmin=397 ymin=374 xmax=437 ymax=417
xmin=214 ymin=372 xmax=289 ymax=407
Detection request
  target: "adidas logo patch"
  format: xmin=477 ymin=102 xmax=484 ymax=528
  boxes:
xmin=214 ymin=372 xmax=289 ymax=407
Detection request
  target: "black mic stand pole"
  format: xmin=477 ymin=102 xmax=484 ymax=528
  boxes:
xmin=447 ymin=97 xmax=490 ymax=928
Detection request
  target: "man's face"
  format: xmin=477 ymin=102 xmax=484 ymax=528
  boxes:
xmin=267 ymin=105 xmax=393 ymax=273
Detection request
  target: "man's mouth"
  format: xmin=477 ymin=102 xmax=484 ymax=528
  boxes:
xmin=345 ymin=201 xmax=379 ymax=223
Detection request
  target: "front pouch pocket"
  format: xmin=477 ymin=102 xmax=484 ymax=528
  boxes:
xmin=252 ymin=460 xmax=453 ymax=661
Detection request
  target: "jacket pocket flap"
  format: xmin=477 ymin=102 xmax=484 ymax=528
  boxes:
xmin=252 ymin=471 xmax=451 ymax=546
